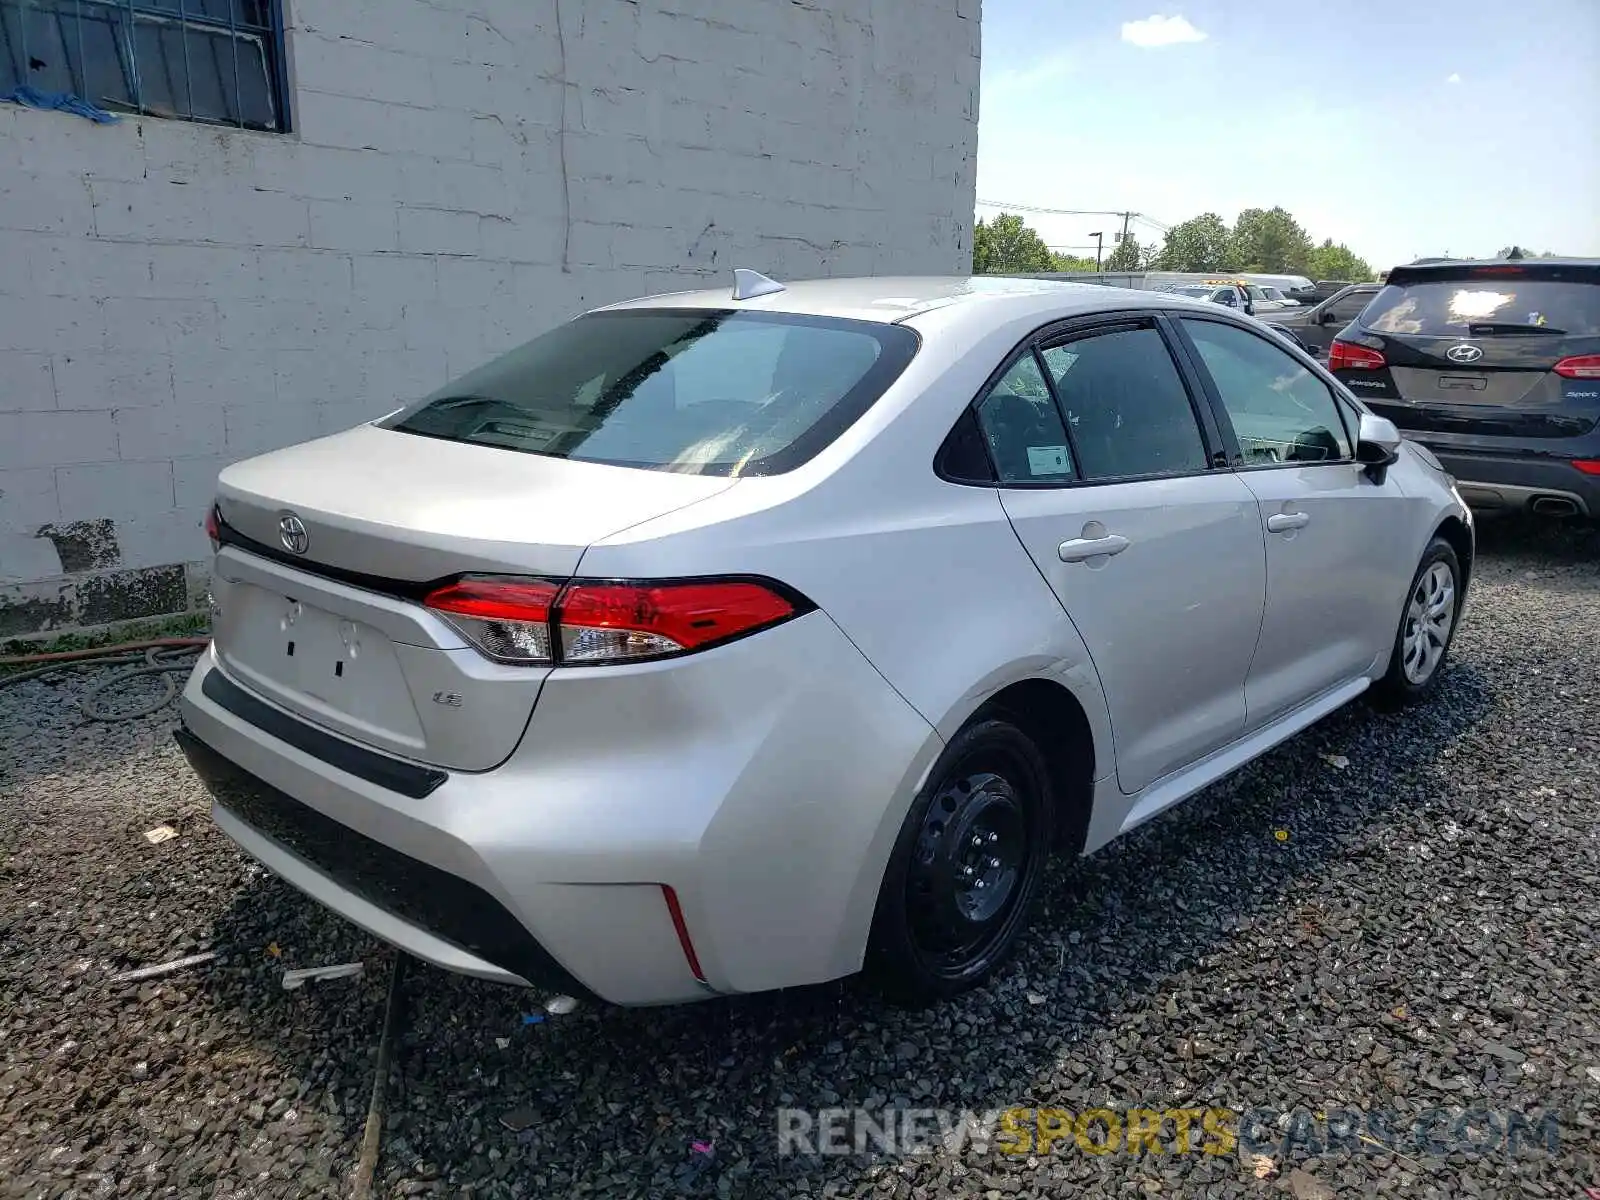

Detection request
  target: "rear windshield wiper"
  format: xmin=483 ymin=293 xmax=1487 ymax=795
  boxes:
xmin=1464 ymin=322 xmax=1567 ymax=336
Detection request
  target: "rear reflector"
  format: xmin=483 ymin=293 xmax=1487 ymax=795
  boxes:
xmin=1573 ymin=460 xmax=1600 ymax=476
xmin=424 ymin=575 xmax=804 ymax=666
xmin=1329 ymin=340 xmax=1386 ymax=372
xmin=204 ymin=504 xmax=221 ymax=552
xmin=661 ymin=884 xmax=706 ymax=982
xmin=1554 ymin=354 xmax=1600 ymax=380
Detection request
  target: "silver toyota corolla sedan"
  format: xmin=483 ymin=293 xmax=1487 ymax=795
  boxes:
xmin=176 ymin=272 xmax=1474 ymax=1007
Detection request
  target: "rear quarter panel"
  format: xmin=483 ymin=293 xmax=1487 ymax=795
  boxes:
xmin=578 ymin=295 xmax=1121 ymax=779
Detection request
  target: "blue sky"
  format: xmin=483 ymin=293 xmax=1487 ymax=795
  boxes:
xmin=976 ymin=0 xmax=1600 ymax=271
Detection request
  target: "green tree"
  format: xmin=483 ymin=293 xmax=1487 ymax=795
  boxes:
xmin=1155 ymin=212 xmax=1237 ymax=272
xmin=1306 ymin=239 xmax=1375 ymax=282
xmin=1232 ymin=207 xmax=1313 ymax=274
xmin=1104 ymin=231 xmax=1143 ymax=271
xmin=973 ymin=213 xmax=1057 ymax=274
xmin=1049 ymin=252 xmax=1098 ymax=271
xmin=1496 ymin=245 xmax=1561 ymax=259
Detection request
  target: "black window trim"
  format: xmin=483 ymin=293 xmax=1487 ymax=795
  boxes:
xmin=1167 ymin=311 xmax=1359 ymax=473
xmin=936 ymin=311 xmax=1230 ymax=491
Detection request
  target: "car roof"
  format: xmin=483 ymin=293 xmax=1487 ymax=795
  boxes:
xmin=1396 ymin=257 xmax=1600 ymax=271
xmin=590 ymin=274 xmax=1168 ymax=325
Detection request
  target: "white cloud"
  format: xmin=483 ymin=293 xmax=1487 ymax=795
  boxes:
xmin=1446 ymin=72 xmax=1462 ymax=84
xmin=1121 ymin=14 xmax=1208 ymax=48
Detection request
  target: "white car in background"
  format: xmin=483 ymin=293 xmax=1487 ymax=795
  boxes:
xmin=177 ymin=272 xmax=1474 ymax=1007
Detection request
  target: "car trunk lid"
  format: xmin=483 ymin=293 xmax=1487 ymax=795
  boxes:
xmin=210 ymin=423 xmax=736 ymax=771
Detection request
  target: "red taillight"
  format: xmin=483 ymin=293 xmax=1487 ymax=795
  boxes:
xmin=204 ymin=504 xmax=221 ymax=551
xmin=1553 ymin=354 xmax=1600 ymax=380
xmin=1572 ymin=460 xmax=1600 ymax=476
xmin=425 ymin=578 xmax=560 ymax=664
xmin=557 ymin=580 xmax=795 ymax=663
xmin=661 ymin=885 xmax=706 ymax=982
xmin=424 ymin=575 xmax=801 ymax=666
xmin=1329 ymin=340 xmax=1386 ymax=372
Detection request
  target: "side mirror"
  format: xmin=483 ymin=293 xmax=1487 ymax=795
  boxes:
xmin=1356 ymin=412 xmax=1402 ymax=484
xmin=1318 ymin=309 xmax=1335 ymax=324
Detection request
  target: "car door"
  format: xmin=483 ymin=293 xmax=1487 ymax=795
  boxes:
xmin=1173 ymin=315 xmax=1408 ymax=728
xmin=974 ymin=317 xmax=1268 ymax=796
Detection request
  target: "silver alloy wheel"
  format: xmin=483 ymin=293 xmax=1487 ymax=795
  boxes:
xmin=1401 ymin=561 xmax=1456 ymax=685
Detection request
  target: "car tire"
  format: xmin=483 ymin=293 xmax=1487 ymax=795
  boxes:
xmin=1370 ymin=536 xmax=1462 ymax=709
xmin=864 ymin=715 xmax=1055 ymax=1006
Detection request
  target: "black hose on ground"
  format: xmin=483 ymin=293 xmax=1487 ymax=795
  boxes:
xmin=0 ymin=640 xmax=207 ymax=721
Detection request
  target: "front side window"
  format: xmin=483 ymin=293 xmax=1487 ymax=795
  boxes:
xmin=384 ymin=309 xmax=918 ymax=477
xmin=973 ymin=355 xmax=1075 ymax=484
xmin=0 ymin=0 xmax=287 ymax=129
xmin=1042 ymin=327 xmax=1209 ymax=480
xmin=1181 ymin=318 xmax=1353 ymax=465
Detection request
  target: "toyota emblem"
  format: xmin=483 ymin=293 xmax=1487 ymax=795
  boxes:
xmin=278 ymin=513 xmax=310 ymax=555
xmin=1446 ymin=344 xmax=1484 ymax=364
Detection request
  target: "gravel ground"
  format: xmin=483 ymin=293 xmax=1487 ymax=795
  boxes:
xmin=1 ymin=515 xmax=1596 ymax=1200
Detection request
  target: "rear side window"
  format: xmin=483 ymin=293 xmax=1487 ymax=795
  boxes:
xmin=974 ymin=356 xmax=1076 ymax=484
xmin=1361 ymin=277 xmax=1600 ymax=337
xmin=1042 ymin=327 xmax=1210 ymax=480
xmin=383 ymin=309 xmax=918 ymax=476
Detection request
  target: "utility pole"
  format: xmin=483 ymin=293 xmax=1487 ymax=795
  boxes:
xmin=1089 ymin=232 xmax=1103 ymax=270
xmin=1120 ymin=211 xmax=1132 ymax=247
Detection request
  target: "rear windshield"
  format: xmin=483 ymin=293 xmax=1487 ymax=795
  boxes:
xmin=1361 ymin=277 xmax=1600 ymax=337
xmin=382 ymin=309 xmax=919 ymax=476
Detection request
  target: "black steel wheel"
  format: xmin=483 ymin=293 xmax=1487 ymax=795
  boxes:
xmin=866 ymin=717 xmax=1054 ymax=1003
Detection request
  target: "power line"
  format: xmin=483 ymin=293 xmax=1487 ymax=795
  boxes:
xmin=976 ymin=198 xmax=1132 ymax=218
xmin=977 ymin=197 xmax=1173 ymax=237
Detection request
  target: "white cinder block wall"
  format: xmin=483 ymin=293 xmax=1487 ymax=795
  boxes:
xmin=0 ymin=0 xmax=980 ymax=635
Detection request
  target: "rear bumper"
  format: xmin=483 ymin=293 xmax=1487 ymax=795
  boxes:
xmin=1427 ymin=449 xmax=1600 ymax=516
xmin=177 ymin=611 xmax=940 ymax=1005
xmin=175 ymin=726 xmax=583 ymax=992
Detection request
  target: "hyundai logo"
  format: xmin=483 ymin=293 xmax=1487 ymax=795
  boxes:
xmin=278 ymin=513 xmax=310 ymax=555
xmin=1446 ymin=344 xmax=1484 ymax=364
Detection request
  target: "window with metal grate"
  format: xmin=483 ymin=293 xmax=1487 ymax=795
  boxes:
xmin=0 ymin=0 xmax=288 ymax=131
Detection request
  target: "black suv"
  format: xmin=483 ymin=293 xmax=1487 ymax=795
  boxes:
xmin=1329 ymin=258 xmax=1600 ymax=519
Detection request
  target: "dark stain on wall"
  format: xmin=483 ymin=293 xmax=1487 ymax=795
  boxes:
xmin=35 ymin=519 xmax=121 ymax=572
xmin=0 ymin=593 xmax=73 ymax=639
xmin=76 ymin=566 xmax=189 ymax=627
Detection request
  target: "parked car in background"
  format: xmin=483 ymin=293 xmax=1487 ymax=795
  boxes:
xmin=1259 ymin=284 xmax=1381 ymax=358
xmin=1234 ymin=273 xmax=1317 ymax=302
xmin=175 ymin=272 xmax=1474 ymax=1008
xmin=1258 ymin=285 xmax=1301 ymax=308
xmin=1311 ymin=279 xmax=1359 ymax=304
xmin=1159 ymin=282 xmax=1254 ymax=313
xmin=1158 ymin=280 xmax=1289 ymax=316
xmin=1328 ymin=258 xmax=1600 ymax=519
xmin=1234 ymin=281 xmax=1292 ymax=313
